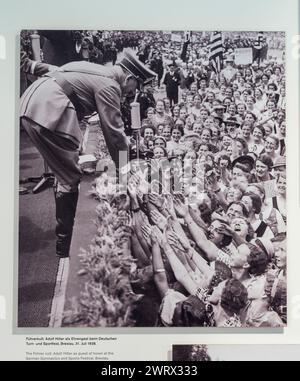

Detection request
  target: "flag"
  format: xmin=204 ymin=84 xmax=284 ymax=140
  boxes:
xmin=252 ymin=32 xmax=268 ymax=64
xmin=184 ymin=31 xmax=192 ymax=43
xmin=181 ymin=41 xmax=189 ymax=62
xmin=181 ymin=31 xmax=191 ymax=62
xmin=208 ymin=31 xmax=223 ymax=73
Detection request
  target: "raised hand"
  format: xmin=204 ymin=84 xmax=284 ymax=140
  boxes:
xmin=173 ymin=194 xmax=189 ymax=218
xmin=164 ymin=194 xmax=176 ymax=218
xmin=205 ymin=167 xmax=220 ymax=192
xmin=216 ymin=222 xmax=234 ymax=236
xmin=130 ymin=173 xmax=140 ymax=186
xmin=136 ymin=188 xmax=144 ymax=201
xmin=150 ymin=210 xmax=169 ymax=231
xmin=166 ymin=230 xmax=185 ymax=251
xmin=141 ymin=224 xmax=152 ymax=246
xmin=148 ymin=193 xmax=164 ymax=210
xmin=151 ymin=225 xmax=164 ymax=246
xmin=127 ymin=182 xmax=137 ymax=200
xmin=138 ymin=176 xmax=150 ymax=194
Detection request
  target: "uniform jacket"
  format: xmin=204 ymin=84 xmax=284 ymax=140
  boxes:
xmin=20 ymin=61 xmax=128 ymax=165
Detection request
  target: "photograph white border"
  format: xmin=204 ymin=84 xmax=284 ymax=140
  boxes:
xmin=0 ymin=0 xmax=299 ymax=360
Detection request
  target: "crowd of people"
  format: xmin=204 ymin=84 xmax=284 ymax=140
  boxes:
xmin=20 ymin=30 xmax=141 ymax=65
xmin=112 ymin=31 xmax=286 ymax=327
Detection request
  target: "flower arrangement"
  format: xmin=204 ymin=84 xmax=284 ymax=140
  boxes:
xmin=63 ymin=188 xmax=138 ymax=327
xmin=63 ymin=129 xmax=138 ymax=327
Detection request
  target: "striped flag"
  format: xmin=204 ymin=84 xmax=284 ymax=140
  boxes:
xmin=184 ymin=31 xmax=192 ymax=42
xmin=208 ymin=31 xmax=223 ymax=73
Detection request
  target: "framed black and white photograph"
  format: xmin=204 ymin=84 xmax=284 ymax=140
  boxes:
xmin=18 ymin=29 xmax=286 ymax=328
xmin=1 ymin=0 xmax=300 ymax=364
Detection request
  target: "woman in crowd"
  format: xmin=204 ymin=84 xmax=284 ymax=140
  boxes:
xmin=254 ymin=87 xmax=266 ymax=113
xmin=272 ymin=173 xmax=286 ymax=224
xmin=166 ymin=125 xmax=185 ymax=157
xmin=248 ymin=125 xmax=266 ymax=156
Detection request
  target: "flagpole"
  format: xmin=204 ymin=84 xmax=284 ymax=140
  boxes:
xmin=209 ymin=31 xmax=223 ymax=82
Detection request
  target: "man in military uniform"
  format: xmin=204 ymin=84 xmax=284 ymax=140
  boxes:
xmin=20 ymin=49 xmax=156 ymax=258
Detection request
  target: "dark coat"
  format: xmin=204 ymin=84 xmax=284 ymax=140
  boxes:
xmin=163 ymin=71 xmax=180 ymax=95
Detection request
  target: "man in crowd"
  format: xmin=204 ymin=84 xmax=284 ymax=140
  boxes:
xmin=163 ymin=63 xmax=181 ymax=106
xmin=20 ymin=49 xmax=156 ymax=258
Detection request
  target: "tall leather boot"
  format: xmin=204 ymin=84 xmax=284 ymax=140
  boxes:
xmin=54 ymin=189 xmax=79 ymax=258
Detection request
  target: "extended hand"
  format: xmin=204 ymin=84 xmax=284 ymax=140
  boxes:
xmin=151 ymin=225 xmax=164 ymax=246
xmin=216 ymin=222 xmax=234 ymax=236
xmin=150 ymin=210 xmax=169 ymax=231
xmin=148 ymin=193 xmax=164 ymax=210
xmin=167 ymin=230 xmax=188 ymax=252
xmin=127 ymin=182 xmax=137 ymax=200
xmin=141 ymin=224 xmax=152 ymax=246
xmin=173 ymin=194 xmax=189 ymax=218
xmin=164 ymin=194 xmax=176 ymax=218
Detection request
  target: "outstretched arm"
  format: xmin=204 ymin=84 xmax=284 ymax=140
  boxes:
xmin=128 ymin=182 xmax=152 ymax=259
xmin=152 ymin=242 xmax=169 ymax=298
xmin=131 ymin=232 xmax=150 ymax=267
xmin=173 ymin=195 xmax=219 ymax=261
xmin=143 ymin=225 xmax=169 ymax=298
xmin=95 ymin=84 xmax=128 ymax=167
xmin=167 ymin=230 xmax=214 ymax=288
xmin=162 ymin=241 xmax=198 ymax=295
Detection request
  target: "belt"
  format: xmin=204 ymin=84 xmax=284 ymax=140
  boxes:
xmin=46 ymin=71 xmax=85 ymax=121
